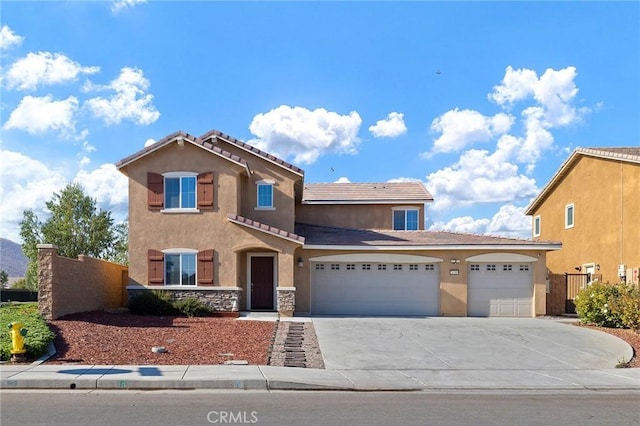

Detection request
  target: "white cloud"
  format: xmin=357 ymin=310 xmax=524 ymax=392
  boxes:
xmin=386 ymin=177 xmax=422 ymax=183
xmin=74 ymin=164 xmax=128 ymax=206
xmin=111 ymin=0 xmax=147 ymax=13
xmin=144 ymin=138 xmax=156 ymax=147
xmin=429 ymin=109 xmax=514 ymax=154
xmin=0 ymin=149 xmax=129 ymax=242
xmin=490 ymin=65 xmax=588 ymax=128
xmin=3 ymin=95 xmax=79 ymax=135
xmin=0 ymin=150 xmax=68 ymax=242
xmin=248 ymin=105 xmax=362 ymax=164
xmin=429 ymin=205 xmax=531 ymax=239
xmin=369 ymin=112 xmax=407 ymax=138
xmin=334 ymin=177 xmax=351 ymax=183
xmin=85 ymin=67 xmax=160 ymax=126
xmin=0 ymin=25 xmax=24 ymax=50
xmin=425 ymin=148 xmax=538 ymax=211
xmin=4 ymin=52 xmax=99 ymax=90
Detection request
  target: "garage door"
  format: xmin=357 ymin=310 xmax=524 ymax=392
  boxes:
xmin=468 ymin=263 xmax=533 ymax=317
xmin=311 ymin=262 xmax=440 ymax=315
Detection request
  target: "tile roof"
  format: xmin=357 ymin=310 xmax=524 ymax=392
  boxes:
xmin=525 ymin=146 xmax=640 ymax=214
xmin=228 ymin=214 xmax=305 ymax=244
xmin=115 ymin=131 xmax=249 ymax=172
xmin=200 ymin=129 xmax=305 ymax=176
xmin=296 ymin=223 xmax=560 ymax=249
xmin=302 ymin=182 xmax=433 ymax=204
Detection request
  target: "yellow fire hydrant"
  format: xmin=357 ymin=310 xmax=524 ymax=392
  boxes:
xmin=8 ymin=322 xmax=28 ymax=358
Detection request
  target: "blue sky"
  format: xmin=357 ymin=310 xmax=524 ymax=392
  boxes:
xmin=1 ymin=1 xmax=639 ymax=243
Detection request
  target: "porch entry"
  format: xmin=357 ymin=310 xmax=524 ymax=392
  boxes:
xmin=565 ymin=273 xmax=590 ymax=314
xmin=249 ymin=254 xmax=275 ymax=310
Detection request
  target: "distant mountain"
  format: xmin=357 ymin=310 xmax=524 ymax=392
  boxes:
xmin=0 ymin=238 xmax=28 ymax=277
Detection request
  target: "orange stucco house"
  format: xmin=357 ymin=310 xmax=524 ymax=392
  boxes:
xmin=116 ymin=129 xmax=560 ymax=317
xmin=525 ymin=147 xmax=640 ymax=284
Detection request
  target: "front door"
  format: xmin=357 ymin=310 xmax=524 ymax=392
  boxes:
xmin=251 ymin=256 xmax=274 ymax=310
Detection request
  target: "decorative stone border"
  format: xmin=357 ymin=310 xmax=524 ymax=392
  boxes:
xmin=126 ymin=286 xmax=242 ymax=316
xmin=276 ymin=287 xmax=296 ymax=317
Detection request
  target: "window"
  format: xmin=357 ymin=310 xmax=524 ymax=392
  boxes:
xmin=331 ymin=264 xmax=340 ymax=270
xmin=362 ymin=264 xmax=371 ymax=270
xmin=470 ymin=264 xmax=480 ymax=271
xmin=315 ymin=264 xmax=325 ymax=271
xmin=346 ymin=264 xmax=355 ymax=270
xmin=533 ymin=215 xmax=541 ymax=237
xmin=425 ymin=264 xmax=435 ymax=271
xmin=565 ymin=204 xmax=574 ymax=229
xmin=165 ymin=175 xmax=196 ymax=209
xmin=519 ymin=265 xmax=529 ymax=271
xmin=377 ymin=264 xmax=387 ymax=271
xmin=486 ymin=264 xmax=496 ymax=271
xmin=503 ymin=264 xmax=513 ymax=271
xmin=165 ymin=253 xmax=196 ymax=285
xmin=409 ymin=264 xmax=419 ymax=271
xmin=393 ymin=264 xmax=403 ymax=270
xmin=256 ymin=181 xmax=274 ymax=209
xmin=393 ymin=209 xmax=419 ymax=231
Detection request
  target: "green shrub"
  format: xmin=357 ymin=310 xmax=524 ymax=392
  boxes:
xmin=611 ymin=285 xmax=640 ymax=331
xmin=574 ymin=282 xmax=623 ymax=327
xmin=0 ymin=302 xmax=55 ymax=361
xmin=173 ymin=297 xmax=212 ymax=317
xmin=128 ymin=290 xmax=178 ymax=316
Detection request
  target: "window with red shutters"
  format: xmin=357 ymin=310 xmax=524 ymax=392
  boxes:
xmin=197 ymin=172 xmax=214 ymax=210
xmin=148 ymin=249 xmax=164 ymax=284
xmin=197 ymin=249 xmax=214 ymax=286
xmin=147 ymin=172 xmax=164 ymax=210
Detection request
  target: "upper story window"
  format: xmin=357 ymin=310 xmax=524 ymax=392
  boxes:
xmin=165 ymin=174 xmax=196 ymax=209
xmin=393 ymin=208 xmax=419 ymax=231
xmin=565 ymin=203 xmax=574 ymax=229
xmin=147 ymin=171 xmax=214 ymax=212
xmin=533 ymin=215 xmax=541 ymax=237
xmin=256 ymin=180 xmax=274 ymax=209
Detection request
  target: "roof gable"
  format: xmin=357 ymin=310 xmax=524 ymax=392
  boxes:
xmin=525 ymin=147 xmax=640 ymax=215
xmin=115 ymin=131 xmax=250 ymax=174
xmin=302 ymin=182 xmax=433 ymax=204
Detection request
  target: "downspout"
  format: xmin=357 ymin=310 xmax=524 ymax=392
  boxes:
xmin=620 ymin=161 xmax=624 ymax=265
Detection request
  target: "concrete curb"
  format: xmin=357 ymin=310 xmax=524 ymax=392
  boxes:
xmin=2 ymin=364 xmax=639 ymax=391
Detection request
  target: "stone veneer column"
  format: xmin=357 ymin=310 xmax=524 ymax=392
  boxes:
xmin=276 ymin=287 xmax=296 ymax=317
xmin=37 ymin=244 xmax=58 ymax=320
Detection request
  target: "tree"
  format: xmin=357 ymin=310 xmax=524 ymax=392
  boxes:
xmin=20 ymin=183 xmax=126 ymax=290
xmin=0 ymin=270 xmax=8 ymax=288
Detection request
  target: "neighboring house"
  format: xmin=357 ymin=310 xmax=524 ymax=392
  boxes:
xmin=525 ymin=147 xmax=640 ymax=285
xmin=116 ymin=129 xmax=560 ymax=318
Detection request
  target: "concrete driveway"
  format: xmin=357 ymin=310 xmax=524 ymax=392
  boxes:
xmin=311 ymin=317 xmax=633 ymax=370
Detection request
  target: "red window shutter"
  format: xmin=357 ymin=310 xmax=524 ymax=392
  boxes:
xmin=148 ymin=249 xmax=164 ymax=284
xmin=197 ymin=249 xmax=214 ymax=286
xmin=197 ymin=172 xmax=214 ymax=210
xmin=147 ymin=172 xmax=164 ymax=210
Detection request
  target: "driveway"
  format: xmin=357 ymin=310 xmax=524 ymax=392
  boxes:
xmin=311 ymin=317 xmax=632 ymax=370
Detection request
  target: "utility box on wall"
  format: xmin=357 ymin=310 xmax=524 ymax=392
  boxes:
xmin=626 ymin=267 xmax=639 ymax=285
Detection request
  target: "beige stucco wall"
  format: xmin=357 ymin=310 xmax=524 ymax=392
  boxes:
xmin=121 ymin=141 xmax=301 ymax=291
xmin=295 ymin=203 xmax=425 ymax=229
xmin=295 ymin=249 xmax=548 ymax=317
xmin=37 ymin=245 xmax=128 ymax=320
xmin=531 ymin=156 xmax=640 ymax=282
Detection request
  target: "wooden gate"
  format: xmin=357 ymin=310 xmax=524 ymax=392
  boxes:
xmin=565 ymin=273 xmax=591 ymax=314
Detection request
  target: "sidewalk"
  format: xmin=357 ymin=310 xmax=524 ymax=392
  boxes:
xmin=2 ymin=362 xmax=639 ymax=391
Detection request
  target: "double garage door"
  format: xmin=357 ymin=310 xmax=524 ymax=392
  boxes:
xmin=311 ymin=259 xmax=534 ymax=317
xmin=468 ymin=263 xmax=533 ymax=317
xmin=311 ymin=261 xmax=440 ymax=316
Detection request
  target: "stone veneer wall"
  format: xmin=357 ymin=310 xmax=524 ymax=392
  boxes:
xmin=38 ymin=244 xmax=129 ymax=320
xmin=276 ymin=287 xmax=295 ymax=317
xmin=126 ymin=287 xmax=242 ymax=317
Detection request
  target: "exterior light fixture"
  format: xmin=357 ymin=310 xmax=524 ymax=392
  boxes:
xmin=297 ymin=257 xmax=304 ymax=268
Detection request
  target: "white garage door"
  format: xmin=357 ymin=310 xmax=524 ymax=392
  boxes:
xmin=311 ymin=262 xmax=440 ymax=315
xmin=468 ymin=263 xmax=533 ymax=317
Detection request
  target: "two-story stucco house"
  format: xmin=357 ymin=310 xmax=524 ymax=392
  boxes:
xmin=525 ymin=147 xmax=640 ymax=284
xmin=117 ymin=129 xmax=561 ymax=318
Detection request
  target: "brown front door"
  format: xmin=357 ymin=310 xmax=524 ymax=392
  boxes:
xmin=251 ymin=256 xmax=274 ymax=310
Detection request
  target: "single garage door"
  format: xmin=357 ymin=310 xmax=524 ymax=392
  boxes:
xmin=311 ymin=262 xmax=440 ymax=315
xmin=467 ymin=263 xmax=533 ymax=317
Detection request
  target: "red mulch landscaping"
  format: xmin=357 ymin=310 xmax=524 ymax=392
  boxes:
xmin=46 ymin=310 xmax=275 ymax=365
